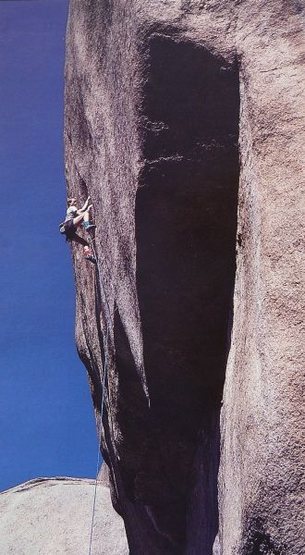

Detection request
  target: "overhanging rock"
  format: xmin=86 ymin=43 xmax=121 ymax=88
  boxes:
xmin=65 ymin=1 xmax=305 ymax=553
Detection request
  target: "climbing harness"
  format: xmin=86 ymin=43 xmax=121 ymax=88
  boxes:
xmin=87 ymin=231 xmax=112 ymax=555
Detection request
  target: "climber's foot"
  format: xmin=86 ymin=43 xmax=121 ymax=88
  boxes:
xmin=83 ymin=222 xmax=96 ymax=231
xmin=85 ymin=255 xmax=97 ymax=264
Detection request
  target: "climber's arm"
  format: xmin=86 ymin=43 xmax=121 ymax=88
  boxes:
xmin=78 ymin=196 xmax=91 ymax=213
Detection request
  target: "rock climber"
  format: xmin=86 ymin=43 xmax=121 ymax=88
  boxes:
xmin=59 ymin=196 xmax=96 ymax=263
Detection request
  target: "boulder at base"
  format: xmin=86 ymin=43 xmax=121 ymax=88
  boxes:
xmin=0 ymin=476 xmax=128 ymax=555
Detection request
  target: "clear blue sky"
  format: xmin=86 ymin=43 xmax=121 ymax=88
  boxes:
xmin=0 ymin=0 xmax=98 ymax=491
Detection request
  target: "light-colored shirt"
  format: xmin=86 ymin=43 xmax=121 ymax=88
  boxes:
xmin=65 ymin=205 xmax=78 ymax=221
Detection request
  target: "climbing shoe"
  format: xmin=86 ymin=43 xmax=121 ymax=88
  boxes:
xmin=83 ymin=245 xmax=96 ymax=264
xmin=85 ymin=255 xmax=97 ymax=264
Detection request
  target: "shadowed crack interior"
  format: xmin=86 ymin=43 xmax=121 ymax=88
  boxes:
xmin=114 ymin=34 xmax=240 ymax=553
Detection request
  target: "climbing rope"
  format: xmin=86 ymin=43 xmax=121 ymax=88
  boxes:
xmin=88 ymin=356 xmax=108 ymax=555
xmin=87 ymin=232 xmax=112 ymax=555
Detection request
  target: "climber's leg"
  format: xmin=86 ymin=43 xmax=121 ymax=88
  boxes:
xmin=83 ymin=208 xmax=91 ymax=222
xmin=83 ymin=245 xmax=96 ymax=264
xmin=73 ymin=213 xmax=86 ymax=227
xmin=82 ymin=206 xmax=96 ymax=231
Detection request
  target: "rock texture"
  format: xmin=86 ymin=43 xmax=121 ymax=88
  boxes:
xmin=0 ymin=476 xmax=128 ymax=554
xmin=65 ymin=1 xmax=305 ymax=554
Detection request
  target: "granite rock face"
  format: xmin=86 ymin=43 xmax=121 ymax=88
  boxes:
xmin=0 ymin=477 xmax=128 ymax=554
xmin=65 ymin=1 xmax=305 ymax=553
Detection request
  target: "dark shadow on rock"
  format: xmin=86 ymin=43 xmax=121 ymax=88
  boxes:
xmin=242 ymin=516 xmax=287 ymax=555
xmin=135 ymin=35 xmax=240 ymax=553
xmin=114 ymin=308 xmax=187 ymax=553
xmin=114 ymin=309 xmax=151 ymax=499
